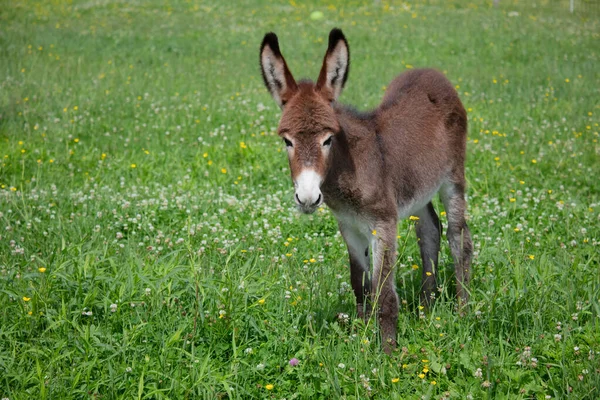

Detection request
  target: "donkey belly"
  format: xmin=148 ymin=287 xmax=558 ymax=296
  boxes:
xmin=396 ymin=181 xmax=443 ymax=219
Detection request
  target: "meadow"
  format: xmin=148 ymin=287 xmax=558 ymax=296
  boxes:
xmin=1 ymin=0 xmax=599 ymax=398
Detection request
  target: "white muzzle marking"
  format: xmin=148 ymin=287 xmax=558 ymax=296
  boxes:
xmin=294 ymin=169 xmax=323 ymax=212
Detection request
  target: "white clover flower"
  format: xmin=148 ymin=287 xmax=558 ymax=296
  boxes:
xmin=554 ymin=334 xmax=562 ymax=342
xmin=531 ymin=358 xmax=538 ymax=368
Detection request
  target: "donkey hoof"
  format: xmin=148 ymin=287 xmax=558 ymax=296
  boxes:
xmin=382 ymin=337 xmax=397 ymax=355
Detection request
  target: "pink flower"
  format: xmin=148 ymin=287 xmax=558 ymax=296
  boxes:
xmin=289 ymin=358 xmax=299 ymax=367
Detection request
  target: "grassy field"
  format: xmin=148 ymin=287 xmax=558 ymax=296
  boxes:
xmin=1 ymin=0 xmax=599 ymax=398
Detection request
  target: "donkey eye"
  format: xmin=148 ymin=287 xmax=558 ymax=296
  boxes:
xmin=322 ymin=136 xmax=333 ymax=147
xmin=283 ymin=138 xmax=293 ymax=148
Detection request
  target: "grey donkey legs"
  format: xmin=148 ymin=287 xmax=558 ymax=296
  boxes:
xmin=340 ymin=218 xmax=398 ymax=354
xmin=371 ymin=220 xmax=399 ymax=354
xmin=441 ymin=182 xmax=473 ymax=310
xmin=339 ymin=222 xmax=371 ymax=319
xmin=337 ymin=182 xmax=472 ymax=353
xmin=415 ymin=202 xmax=442 ymax=307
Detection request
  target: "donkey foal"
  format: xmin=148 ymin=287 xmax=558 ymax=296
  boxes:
xmin=259 ymin=29 xmax=472 ymax=354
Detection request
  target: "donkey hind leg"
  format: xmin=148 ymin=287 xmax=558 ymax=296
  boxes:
xmin=440 ymin=181 xmax=473 ymax=310
xmin=414 ymin=202 xmax=442 ymax=307
xmin=339 ymin=222 xmax=371 ymax=319
xmin=371 ymin=220 xmax=399 ymax=354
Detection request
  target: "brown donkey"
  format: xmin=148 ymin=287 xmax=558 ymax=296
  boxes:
xmin=259 ymin=28 xmax=472 ymax=353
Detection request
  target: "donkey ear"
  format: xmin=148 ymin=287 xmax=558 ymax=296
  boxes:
xmin=316 ymin=28 xmax=350 ymax=102
xmin=260 ymin=33 xmax=298 ymax=109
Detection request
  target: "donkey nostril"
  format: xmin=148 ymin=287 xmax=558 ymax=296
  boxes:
xmin=295 ymin=193 xmax=304 ymax=205
xmin=311 ymin=194 xmax=322 ymax=207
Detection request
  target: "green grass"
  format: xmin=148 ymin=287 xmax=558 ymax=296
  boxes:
xmin=1 ymin=0 xmax=599 ymax=398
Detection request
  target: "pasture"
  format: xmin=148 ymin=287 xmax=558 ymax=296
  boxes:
xmin=1 ymin=0 xmax=599 ymax=398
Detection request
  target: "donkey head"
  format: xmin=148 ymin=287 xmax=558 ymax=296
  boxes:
xmin=260 ymin=28 xmax=350 ymax=214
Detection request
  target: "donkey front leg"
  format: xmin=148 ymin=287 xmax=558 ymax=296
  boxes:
xmin=371 ymin=219 xmax=399 ymax=354
xmin=339 ymin=222 xmax=371 ymax=319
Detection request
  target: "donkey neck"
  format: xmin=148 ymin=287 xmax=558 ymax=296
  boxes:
xmin=321 ymin=104 xmax=383 ymax=212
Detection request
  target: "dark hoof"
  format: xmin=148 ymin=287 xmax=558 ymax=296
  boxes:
xmin=382 ymin=337 xmax=397 ymax=355
xmin=357 ymin=303 xmax=372 ymax=322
